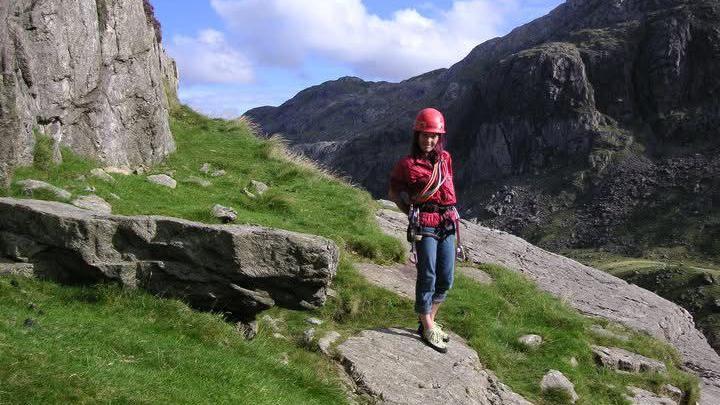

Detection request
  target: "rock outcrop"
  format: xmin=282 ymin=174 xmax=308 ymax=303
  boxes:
xmin=246 ymin=0 xmax=720 ymax=258
xmin=338 ymin=327 xmax=531 ymax=405
xmin=626 ymin=386 xmax=677 ymax=405
xmin=0 ymin=0 xmax=177 ymax=187
xmin=0 ymin=197 xmax=339 ymax=319
xmin=591 ymin=345 xmax=667 ymax=373
xmin=375 ymin=208 xmax=720 ymax=404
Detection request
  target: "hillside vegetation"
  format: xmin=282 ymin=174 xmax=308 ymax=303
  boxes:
xmin=0 ymin=106 xmax=701 ymax=404
xmin=565 ymin=249 xmax=720 ymax=356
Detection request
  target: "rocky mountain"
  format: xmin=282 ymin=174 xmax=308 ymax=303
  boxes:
xmin=246 ymin=0 xmax=720 ymax=260
xmin=0 ymin=0 xmax=177 ymax=188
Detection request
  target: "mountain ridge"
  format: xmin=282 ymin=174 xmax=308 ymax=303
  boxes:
xmin=245 ymin=0 xmax=720 ymax=260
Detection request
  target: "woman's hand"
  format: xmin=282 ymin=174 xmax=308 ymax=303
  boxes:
xmin=388 ymin=188 xmax=411 ymax=214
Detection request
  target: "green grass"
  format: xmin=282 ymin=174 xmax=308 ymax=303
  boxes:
xmin=1 ymin=260 xmax=699 ymax=404
xmin=446 ymin=265 xmax=697 ymax=404
xmin=32 ymin=130 xmax=55 ymax=172
xmin=0 ymin=106 xmax=701 ymax=404
xmin=0 ymin=276 xmax=346 ymax=404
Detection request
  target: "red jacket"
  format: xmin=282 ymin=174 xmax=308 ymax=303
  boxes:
xmin=389 ymin=150 xmax=457 ymax=227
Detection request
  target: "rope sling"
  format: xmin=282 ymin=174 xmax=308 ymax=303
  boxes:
xmin=406 ymin=157 xmax=466 ymax=263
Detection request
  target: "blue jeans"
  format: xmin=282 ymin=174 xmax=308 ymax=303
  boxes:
xmin=415 ymin=226 xmax=456 ymax=314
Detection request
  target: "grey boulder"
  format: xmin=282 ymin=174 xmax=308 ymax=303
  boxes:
xmin=0 ymin=197 xmax=339 ymax=319
xmin=250 ymin=180 xmax=269 ymax=195
xmin=318 ymin=331 xmax=341 ymax=356
xmin=518 ymin=334 xmax=543 ymax=349
xmin=71 ymin=195 xmax=112 ymax=214
xmin=147 ymin=174 xmax=177 ymax=189
xmin=90 ymin=169 xmax=115 ymax=183
xmin=212 ymin=204 xmax=237 ymax=223
xmin=540 ymin=370 xmax=578 ymax=403
xmin=0 ymin=259 xmax=34 ymax=278
xmin=625 ymin=386 xmax=677 ymax=405
xmin=15 ymin=179 xmax=71 ymax=201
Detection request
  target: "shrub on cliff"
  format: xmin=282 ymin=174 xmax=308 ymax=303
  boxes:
xmin=143 ymin=0 xmax=162 ymax=43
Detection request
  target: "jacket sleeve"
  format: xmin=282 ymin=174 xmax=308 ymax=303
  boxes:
xmin=442 ymin=151 xmax=458 ymax=207
xmin=388 ymin=159 xmax=410 ymax=213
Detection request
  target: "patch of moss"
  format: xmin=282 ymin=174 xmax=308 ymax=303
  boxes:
xmin=32 ymin=129 xmax=55 ymax=172
xmin=96 ymin=0 xmax=107 ymax=32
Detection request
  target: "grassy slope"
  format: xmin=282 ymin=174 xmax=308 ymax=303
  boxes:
xmin=0 ymin=277 xmax=345 ymax=404
xmin=0 ymin=106 xmax=701 ymax=404
xmin=5 ymin=106 xmax=404 ymax=263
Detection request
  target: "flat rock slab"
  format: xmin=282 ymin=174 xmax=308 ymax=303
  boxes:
xmin=355 ymin=262 xmax=416 ymax=299
xmin=375 ymin=208 xmax=720 ymax=404
xmin=338 ymin=327 xmax=531 ymax=405
xmin=355 ymin=263 xmax=492 ymax=302
xmin=0 ymin=261 xmax=35 ymax=278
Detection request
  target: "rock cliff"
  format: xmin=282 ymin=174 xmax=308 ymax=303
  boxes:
xmin=246 ymin=0 xmax=720 ymax=259
xmin=0 ymin=0 xmax=177 ymax=188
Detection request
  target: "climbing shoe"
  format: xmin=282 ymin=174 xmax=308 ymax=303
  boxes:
xmin=422 ymin=326 xmax=448 ymax=353
xmin=417 ymin=322 xmax=450 ymax=342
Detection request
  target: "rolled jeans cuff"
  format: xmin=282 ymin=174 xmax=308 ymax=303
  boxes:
xmin=432 ymin=293 xmax=448 ymax=304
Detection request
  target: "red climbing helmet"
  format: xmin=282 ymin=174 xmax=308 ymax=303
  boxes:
xmin=413 ymin=108 xmax=446 ymax=134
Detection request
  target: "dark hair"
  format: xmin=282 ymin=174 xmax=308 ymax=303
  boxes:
xmin=411 ymin=131 xmax=445 ymax=160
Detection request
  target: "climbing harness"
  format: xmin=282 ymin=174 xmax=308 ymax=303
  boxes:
xmin=404 ymin=155 xmax=467 ymax=263
xmin=407 ymin=204 xmax=421 ymax=263
xmin=451 ymin=206 xmax=467 ymax=262
xmin=407 ymin=202 xmax=466 ymax=264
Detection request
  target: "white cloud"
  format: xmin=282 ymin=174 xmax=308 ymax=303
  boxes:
xmin=179 ymin=84 xmax=297 ymax=118
xmin=168 ymin=29 xmax=254 ymax=85
xmin=210 ymin=0 xmax=514 ymax=81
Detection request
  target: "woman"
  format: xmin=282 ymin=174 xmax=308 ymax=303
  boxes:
xmin=388 ymin=107 xmax=459 ymax=353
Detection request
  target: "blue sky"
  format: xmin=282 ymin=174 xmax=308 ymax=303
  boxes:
xmin=151 ymin=0 xmax=564 ymax=118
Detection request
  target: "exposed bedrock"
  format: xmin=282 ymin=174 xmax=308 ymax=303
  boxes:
xmin=0 ymin=0 xmax=178 ymax=187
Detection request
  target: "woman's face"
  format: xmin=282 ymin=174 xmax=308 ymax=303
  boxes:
xmin=418 ymin=132 xmax=440 ymax=154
